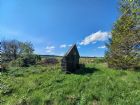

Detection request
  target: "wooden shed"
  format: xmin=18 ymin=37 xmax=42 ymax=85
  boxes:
xmin=61 ymin=44 xmax=80 ymax=73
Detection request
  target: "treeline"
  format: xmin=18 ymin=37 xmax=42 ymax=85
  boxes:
xmin=106 ymin=0 xmax=140 ymax=69
xmin=1 ymin=40 xmax=41 ymax=70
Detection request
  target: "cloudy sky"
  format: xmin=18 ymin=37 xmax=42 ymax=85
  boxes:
xmin=0 ymin=0 xmax=118 ymax=57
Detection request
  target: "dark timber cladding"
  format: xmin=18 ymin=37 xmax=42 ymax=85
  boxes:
xmin=61 ymin=44 xmax=80 ymax=73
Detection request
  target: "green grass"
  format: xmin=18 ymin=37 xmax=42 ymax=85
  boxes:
xmin=0 ymin=62 xmax=140 ymax=105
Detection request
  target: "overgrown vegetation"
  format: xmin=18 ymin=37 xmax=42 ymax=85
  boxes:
xmin=1 ymin=40 xmax=41 ymax=70
xmin=9 ymin=54 xmax=41 ymax=67
xmin=0 ymin=59 xmax=140 ymax=105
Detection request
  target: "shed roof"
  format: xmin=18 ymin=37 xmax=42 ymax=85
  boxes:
xmin=64 ymin=44 xmax=80 ymax=57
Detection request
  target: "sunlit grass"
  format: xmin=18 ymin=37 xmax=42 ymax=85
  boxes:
xmin=0 ymin=62 xmax=140 ymax=105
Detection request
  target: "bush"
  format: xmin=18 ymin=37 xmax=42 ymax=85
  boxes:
xmin=0 ymin=82 xmax=14 ymax=95
xmin=9 ymin=58 xmax=24 ymax=67
xmin=22 ymin=55 xmax=36 ymax=66
xmin=0 ymin=63 xmax=8 ymax=72
xmin=41 ymin=58 xmax=59 ymax=65
xmin=9 ymin=54 xmax=41 ymax=67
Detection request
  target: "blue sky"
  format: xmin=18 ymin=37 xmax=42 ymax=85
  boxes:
xmin=0 ymin=0 xmax=118 ymax=57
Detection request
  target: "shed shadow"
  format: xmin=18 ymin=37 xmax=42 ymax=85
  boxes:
xmin=134 ymin=67 xmax=140 ymax=72
xmin=74 ymin=64 xmax=99 ymax=75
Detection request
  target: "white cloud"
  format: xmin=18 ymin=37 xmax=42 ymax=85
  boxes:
xmin=45 ymin=46 xmax=55 ymax=53
xmin=80 ymin=31 xmax=110 ymax=45
xmin=60 ymin=44 xmax=67 ymax=48
xmin=98 ymin=45 xmax=106 ymax=49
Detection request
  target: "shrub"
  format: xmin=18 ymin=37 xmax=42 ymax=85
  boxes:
xmin=0 ymin=63 xmax=8 ymax=72
xmin=9 ymin=54 xmax=41 ymax=67
xmin=41 ymin=58 xmax=59 ymax=65
xmin=0 ymin=83 xmax=14 ymax=95
xmin=22 ymin=54 xmax=36 ymax=66
xmin=9 ymin=58 xmax=24 ymax=67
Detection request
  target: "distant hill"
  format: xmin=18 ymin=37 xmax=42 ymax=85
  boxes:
xmin=39 ymin=55 xmax=103 ymax=58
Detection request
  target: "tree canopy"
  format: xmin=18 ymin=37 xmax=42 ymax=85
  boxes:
xmin=106 ymin=0 xmax=140 ymax=69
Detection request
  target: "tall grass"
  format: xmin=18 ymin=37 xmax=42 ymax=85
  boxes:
xmin=0 ymin=61 xmax=140 ymax=105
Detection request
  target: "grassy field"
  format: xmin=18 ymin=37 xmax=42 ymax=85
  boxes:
xmin=0 ymin=59 xmax=140 ymax=105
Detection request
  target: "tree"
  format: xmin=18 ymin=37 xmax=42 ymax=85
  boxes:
xmin=1 ymin=40 xmax=41 ymax=68
xmin=1 ymin=40 xmax=20 ymax=62
xmin=1 ymin=40 xmax=34 ymax=62
xmin=19 ymin=41 xmax=34 ymax=55
xmin=106 ymin=0 xmax=140 ymax=69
